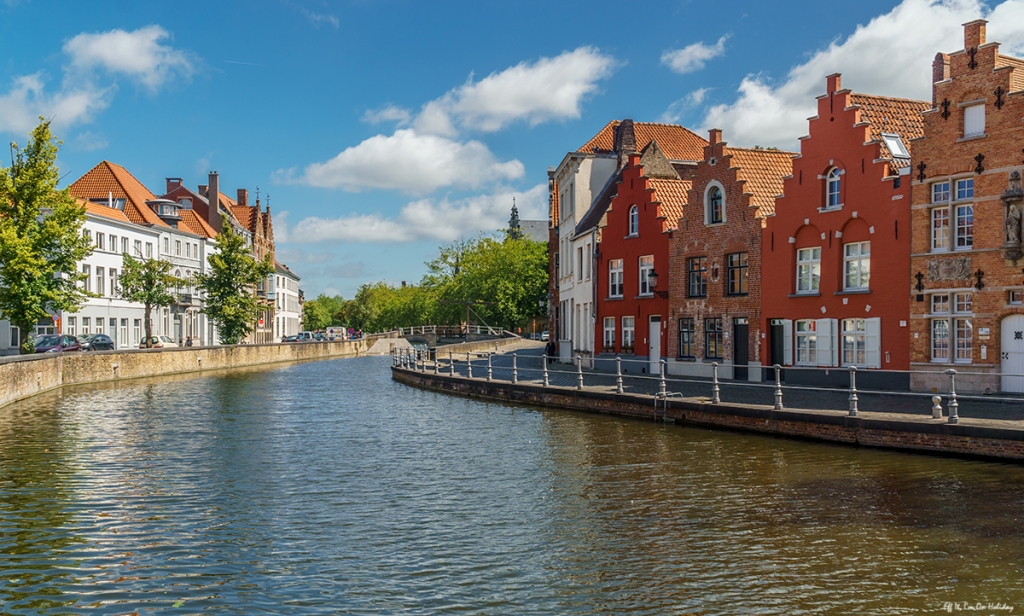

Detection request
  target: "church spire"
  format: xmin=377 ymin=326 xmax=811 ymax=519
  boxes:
xmin=507 ymin=197 xmax=522 ymax=240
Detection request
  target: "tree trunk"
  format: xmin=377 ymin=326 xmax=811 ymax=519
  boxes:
xmin=16 ymin=321 xmax=33 ymax=355
xmin=144 ymin=303 xmax=153 ymax=348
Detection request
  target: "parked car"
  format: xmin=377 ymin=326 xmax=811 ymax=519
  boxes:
xmin=78 ymin=333 xmax=115 ymax=351
xmin=34 ymin=334 xmax=82 ymax=353
xmin=541 ymin=331 xmax=550 ymax=341
xmin=281 ymin=335 xmax=302 ymax=343
xmin=139 ymin=336 xmax=178 ymax=349
xmin=298 ymin=332 xmax=313 ymax=342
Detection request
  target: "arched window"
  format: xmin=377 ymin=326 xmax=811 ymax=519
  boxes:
xmin=708 ymin=186 xmax=723 ymax=224
xmin=628 ymin=205 xmax=639 ymax=235
xmin=826 ymin=168 xmax=842 ymax=208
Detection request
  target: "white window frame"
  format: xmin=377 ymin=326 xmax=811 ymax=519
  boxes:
xmin=622 ymin=316 xmax=635 ymax=351
xmin=843 ymin=241 xmax=870 ymax=290
xmin=931 ymin=207 xmax=950 ymax=252
xmin=66 ymin=316 xmax=76 ymax=337
xmin=930 ymin=292 xmax=972 ymax=363
xmin=796 ymin=247 xmax=821 ymax=294
xmin=638 ymin=256 xmax=654 ymax=296
xmin=963 ymin=103 xmax=985 ymax=138
xmin=706 ymin=185 xmax=724 ymax=225
xmin=955 ymin=203 xmax=973 ymax=250
xmin=603 ymin=316 xmax=615 ymax=350
xmin=133 ymin=240 xmax=143 ymax=257
xmin=96 ymin=266 xmax=105 ymax=297
xmin=82 ymin=264 xmax=91 ymax=292
xmin=826 ymin=167 xmax=842 ymax=208
xmin=841 ymin=318 xmax=867 ymax=367
xmin=795 ymin=320 xmax=817 ymax=365
xmin=609 ymin=259 xmax=623 ymax=298
xmin=628 ymin=205 xmax=639 ymax=236
xmin=81 ymin=317 xmax=90 ymax=335
xmin=96 ymin=233 xmax=104 ymax=251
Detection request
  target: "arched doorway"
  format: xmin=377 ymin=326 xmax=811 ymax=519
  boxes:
xmin=1001 ymin=315 xmax=1024 ymax=393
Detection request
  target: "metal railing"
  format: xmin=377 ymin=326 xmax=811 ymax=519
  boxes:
xmin=392 ymin=348 xmax=1024 ymax=424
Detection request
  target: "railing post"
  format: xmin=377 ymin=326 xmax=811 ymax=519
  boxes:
xmin=711 ymin=362 xmax=720 ymax=404
xmin=467 ymin=352 xmax=473 ymax=379
xmin=487 ymin=353 xmax=493 ymax=382
xmin=931 ymin=395 xmax=943 ymax=419
xmin=543 ymin=354 xmax=549 ymax=387
xmin=615 ymin=356 xmax=624 ymax=394
xmin=659 ymin=359 xmax=667 ymax=397
xmin=449 ymin=351 xmax=454 ymax=377
xmin=773 ymin=364 xmax=784 ymax=410
xmin=576 ymin=354 xmax=583 ymax=391
xmin=848 ymin=365 xmax=858 ymax=416
xmin=512 ymin=352 xmax=518 ymax=384
xmin=433 ymin=350 xmax=438 ymax=374
xmin=945 ymin=368 xmax=959 ymax=424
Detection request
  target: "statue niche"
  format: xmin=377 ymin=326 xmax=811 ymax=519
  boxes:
xmin=1004 ymin=170 xmax=1024 ymax=261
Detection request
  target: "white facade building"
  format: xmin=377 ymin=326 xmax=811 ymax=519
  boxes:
xmin=272 ymin=262 xmax=302 ymax=341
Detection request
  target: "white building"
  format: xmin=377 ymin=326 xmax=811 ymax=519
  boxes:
xmin=272 ymin=261 xmax=301 ymax=341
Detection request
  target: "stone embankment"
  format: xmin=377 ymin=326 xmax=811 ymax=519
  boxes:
xmin=391 ymin=365 xmax=1024 ymax=463
xmin=0 ymin=338 xmax=376 ymax=410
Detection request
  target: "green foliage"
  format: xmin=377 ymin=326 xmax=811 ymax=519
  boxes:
xmin=196 ymin=225 xmax=274 ymax=344
xmin=119 ymin=255 xmax=183 ymax=347
xmin=302 ymin=293 xmax=342 ymax=331
xmin=0 ymin=119 xmax=93 ymax=353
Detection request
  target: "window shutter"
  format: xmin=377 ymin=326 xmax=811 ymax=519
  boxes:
xmin=830 ymin=319 xmax=840 ymax=367
xmin=964 ymin=104 xmax=985 ymax=137
xmin=816 ymin=318 xmax=833 ymax=367
xmin=865 ymin=317 xmax=881 ymax=369
xmin=783 ymin=319 xmax=793 ymax=366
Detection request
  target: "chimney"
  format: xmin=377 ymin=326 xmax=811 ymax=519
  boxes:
xmin=198 ymin=184 xmax=209 ymax=197
xmin=708 ymin=128 xmax=723 ymax=145
xmin=932 ymin=53 xmax=950 ymax=104
xmin=237 ymin=188 xmax=248 ymax=207
xmin=826 ymin=73 xmax=842 ymax=94
xmin=166 ymin=178 xmax=182 ymax=193
xmin=208 ymin=171 xmax=223 ymax=233
xmin=615 ymin=119 xmax=636 ymax=170
xmin=964 ymin=19 xmax=987 ymax=50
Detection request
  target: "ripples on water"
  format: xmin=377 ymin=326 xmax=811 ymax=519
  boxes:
xmin=1 ymin=356 xmax=1023 ymax=614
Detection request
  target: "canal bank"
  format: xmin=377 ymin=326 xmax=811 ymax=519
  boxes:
xmin=391 ymin=365 xmax=1024 ymax=462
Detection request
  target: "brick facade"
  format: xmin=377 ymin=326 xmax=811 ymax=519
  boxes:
xmin=668 ymin=129 xmax=793 ymax=381
xmin=910 ymin=20 xmax=1024 ymax=393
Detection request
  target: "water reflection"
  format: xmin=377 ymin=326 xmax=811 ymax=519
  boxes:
xmin=0 ymin=356 xmax=1022 ymax=614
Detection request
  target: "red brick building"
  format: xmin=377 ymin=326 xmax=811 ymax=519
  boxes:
xmin=761 ymin=74 xmax=927 ymax=388
xmin=668 ymin=130 xmax=793 ymax=381
xmin=588 ymin=141 xmax=689 ymax=374
xmin=910 ymin=20 xmax=1024 ymax=393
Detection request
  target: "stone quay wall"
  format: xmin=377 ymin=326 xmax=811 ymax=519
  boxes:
xmin=0 ymin=338 xmax=377 ymax=410
xmin=391 ymin=366 xmax=1024 ymax=462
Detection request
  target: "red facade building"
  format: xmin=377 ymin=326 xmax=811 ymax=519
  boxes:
xmin=761 ymin=74 xmax=928 ymax=388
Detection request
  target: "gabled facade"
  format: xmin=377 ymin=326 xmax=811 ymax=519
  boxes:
xmin=910 ymin=20 xmax=1024 ymax=393
xmin=761 ymin=75 xmax=926 ymax=388
xmin=274 ymin=261 xmax=302 ymax=341
xmin=669 ymin=130 xmax=794 ymax=381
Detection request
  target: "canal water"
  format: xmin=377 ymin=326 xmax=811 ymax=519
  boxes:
xmin=1 ymin=356 xmax=1023 ymax=614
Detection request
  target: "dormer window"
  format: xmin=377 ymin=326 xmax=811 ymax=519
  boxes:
xmin=826 ymin=167 xmax=842 ymax=208
xmin=881 ymin=133 xmax=910 ymax=159
xmin=628 ymin=205 xmax=639 ymax=236
xmin=177 ymin=198 xmax=193 ymax=209
xmin=707 ymin=186 xmax=723 ymax=224
xmin=159 ymin=203 xmax=177 ymax=217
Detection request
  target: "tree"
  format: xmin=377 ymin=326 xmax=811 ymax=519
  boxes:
xmin=118 ymin=255 xmax=183 ymax=348
xmin=196 ymin=225 xmax=274 ymax=344
xmin=0 ymin=119 xmax=93 ymax=353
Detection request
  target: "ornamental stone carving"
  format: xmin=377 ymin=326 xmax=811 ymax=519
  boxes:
xmin=1004 ymin=170 xmax=1024 ymax=260
xmin=927 ymin=257 xmax=972 ymax=281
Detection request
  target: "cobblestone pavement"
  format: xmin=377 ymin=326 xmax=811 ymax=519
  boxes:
xmin=398 ymin=344 xmax=1024 ymax=422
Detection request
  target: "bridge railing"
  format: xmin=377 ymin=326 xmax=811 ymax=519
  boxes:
xmin=396 ymin=325 xmax=508 ymax=338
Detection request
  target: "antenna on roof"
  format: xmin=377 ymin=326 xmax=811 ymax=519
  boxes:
xmin=255 ymin=185 xmax=260 ymax=204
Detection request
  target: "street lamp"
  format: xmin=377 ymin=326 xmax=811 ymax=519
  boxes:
xmin=648 ymin=269 xmax=659 ymax=291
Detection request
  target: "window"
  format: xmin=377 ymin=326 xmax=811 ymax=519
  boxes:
xmin=609 ymin=259 xmax=623 ymax=298
xmin=881 ymin=133 xmax=910 ymax=159
xmin=134 ymin=240 xmax=142 ymax=257
xmin=843 ymin=242 xmax=870 ymax=290
xmin=639 ymin=256 xmax=654 ymax=296
xmin=145 ymin=242 xmax=152 ymax=258
xmin=185 ymin=242 xmax=191 ymax=258
xmin=1010 ymin=290 xmax=1023 ymax=305
xmin=622 ymin=317 xmax=635 ymax=351
xmin=826 ymin=167 xmax=841 ymax=208
xmin=577 ymin=246 xmax=583 ymax=282
xmin=628 ymin=205 xmax=639 ymax=235
xmin=110 ymin=269 xmax=118 ymax=296
xmin=932 ymin=181 xmax=950 ymax=203
xmin=956 ymin=178 xmax=974 ymax=201
xmin=688 ymin=257 xmax=707 ymax=297
xmin=96 ymin=267 xmax=104 ymax=297
xmin=931 ymin=292 xmax=972 ymax=363
xmin=841 ymin=319 xmax=867 ymax=366
xmin=678 ymin=318 xmax=695 ymax=359
xmin=82 ymin=264 xmax=91 ymax=292
xmin=120 ymin=319 xmax=128 ymax=347
xmin=81 ymin=317 xmax=90 ymax=335
xmin=727 ymin=252 xmax=748 ymax=295
xmin=67 ymin=316 xmax=76 ymax=337
xmin=964 ymin=103 xmax=985 ymax=137
xmin=176 ymin=240 xmax=182 ymax=256
xmin=163 ymin=237 xmax=169 ymax=255
xmin=931 ymin=208 xmax=950 ymax=251
xmin=955 ymin=204 xmax=973 ymax=249
xmin=109 ymin=235 xmax=116 ymax=252
xmin=796 ymin=247 xmax=821 ymax=293
xmin=83 ymin=229 xmax=92 ymax=243
xmin=795 ymin=320 xmax=817 ymax=365
xmin=707 ymin=186 xmax=723 ymax=224
xmin=133 ymin=319 xmax=141 ymax=346
xmin=705 ymin=318 xmax=723 ymax=360
xmin=122 ymin=237 xmax=129 ymax=254
xmin=96 ymin=233 xmax=105 ymax=251
xmin=585 ymin=243 xmax=591 ymax=280
xmin=603 ymin=317 xmax=616 ymax=351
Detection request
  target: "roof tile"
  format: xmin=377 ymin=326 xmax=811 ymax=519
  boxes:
xmin=68 ymin=161 xmax=168 ymax=228
xmin=578 ymin=121 xmax=707 ymax=162
xmin=848 ymin=93 xmax=929 ymax=172
xmin=723 ymin=148 xmax=796 ymax=217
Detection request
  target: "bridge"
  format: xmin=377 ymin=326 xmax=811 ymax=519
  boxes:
xmin=396 ymin=325 xmax=510 ymax=348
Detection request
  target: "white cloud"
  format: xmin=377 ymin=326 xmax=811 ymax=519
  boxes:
xmin=72 ymin=130 xmax=109 ymax=151
xmin=64 ymin=25 xmax=195 ymax=91
xmin=659 ymin=87 xmax=710 ymax=123
xmin=281 ymin=129 xmax=524 ymax=194
xmin=281 ymin=183 xmax=547 ymax=244
xmin=661 ymin=35 xmax=729 ymax=74
xmin=362 ymin=104 xmax=412 ymax=125
xmin=299 ymin=8 xmax=339 ymax=29
xmin=701 ymin=0 xmax=1024 ymax=148
xmin=415 ymin=46 xmax=616 ymax=134
xmin=0 ymin=73 xmax=110 ymax=134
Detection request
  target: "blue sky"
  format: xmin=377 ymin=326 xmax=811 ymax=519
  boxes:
xmin=3 ymin=0 xmax=1024 ymax=298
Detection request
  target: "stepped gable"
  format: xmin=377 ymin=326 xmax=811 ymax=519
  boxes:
xmin=725 ymin=148 xmax=796 ymax=217
xmin=578 ymin=120 xmax=707 ymax=162
xmin=848 ymin=93 xmax=929 ymax=172
xmin=69 ymin=161 xmax=168 ymax=227
xmin=638 ymin=140 xmax=680 ymax=179
xmin=649 ymin=177 xmax=691 ymax=232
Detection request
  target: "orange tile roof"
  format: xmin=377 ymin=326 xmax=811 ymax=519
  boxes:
xmin=179 ymin=209 xmax=218 ymax=238
xmin=81 ymin=199 xmax=133 ymax=225
xmin=578 ymin=121 xmax=707 ymax=162
xmin=231 ymin=204 xmax=256 ymax=231
xmin=726 ymin=148 xmax=796 ymax=217
xmin=649 ymin=178 xmax=691 ymax=232
xmin=848 ymin=93 xmax=929 ymax=171
xmin=68 ymin=161 xmax=168 ymax=228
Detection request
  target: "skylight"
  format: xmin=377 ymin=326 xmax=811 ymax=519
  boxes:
xmin=881 ymin=133 xmax=910 ymax=159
